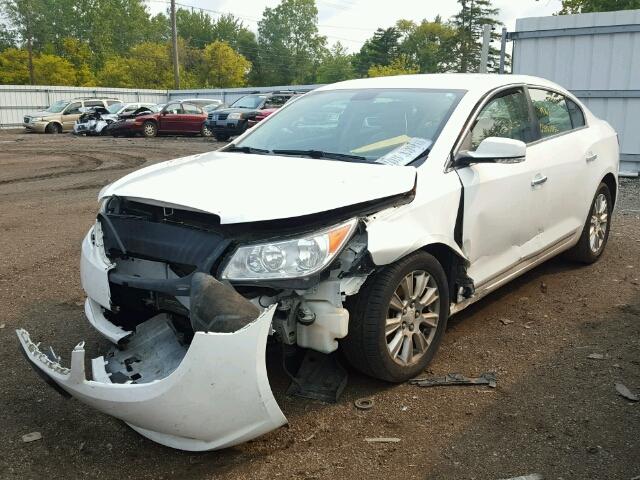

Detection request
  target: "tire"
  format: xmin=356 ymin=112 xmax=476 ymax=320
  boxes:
xmin=215 ymin=133 xmax=230 ymax=142
xmin=565 ymin=182 xmax=612 ymax=264
xmin=142 ymin=121 xmax=157 ymax=138
xmin=201 ymin=123 xmax=213 ymax=137
xmin=45 ymin=123 xmax=62 ymax=134
xmin=341 ymin=251 xmax=450 ymax=383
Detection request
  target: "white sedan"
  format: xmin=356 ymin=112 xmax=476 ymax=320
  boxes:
xmin=18 ymin=74 xmax=618 ymax=451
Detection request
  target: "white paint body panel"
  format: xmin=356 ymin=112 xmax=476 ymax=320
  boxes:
xmin=16 ymin=306 xmax=286 ymax=452
xmin=100 ymin=152 xmax=417 ymax=224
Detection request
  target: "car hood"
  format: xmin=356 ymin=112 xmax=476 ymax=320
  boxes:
xmin=27 ymin=110 xmax=55 ymax=118
xmin=100 ymin=151 xmax=416 ymax=224
xmin=213 ymin=107 xmax=258 ymax=116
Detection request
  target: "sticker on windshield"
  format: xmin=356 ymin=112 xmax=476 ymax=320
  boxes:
xmin=375 ymin=137 xmax=433 ymax=166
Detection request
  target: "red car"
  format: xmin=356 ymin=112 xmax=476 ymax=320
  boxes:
xmin=112 ymin=101 xmax=213 ymax=138
xmin=247 ymin=108 xmax=278 ymax=128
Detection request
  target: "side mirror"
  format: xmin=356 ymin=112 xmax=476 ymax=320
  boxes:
xmin=455 ymin=137 xmax=526 ymax=167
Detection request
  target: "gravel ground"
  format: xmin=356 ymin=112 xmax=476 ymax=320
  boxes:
xmin=0 ymin=131 xmax=638 ymax=480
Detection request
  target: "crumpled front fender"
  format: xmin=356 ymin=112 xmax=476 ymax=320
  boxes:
xmin=17 ymin=305 xmax=287 ymax=451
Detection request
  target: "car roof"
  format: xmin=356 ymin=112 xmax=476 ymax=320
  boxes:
xmin=315 ymin=73 xmax=569 ymax=95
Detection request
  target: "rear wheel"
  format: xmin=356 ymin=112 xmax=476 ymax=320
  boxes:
xmin=342 ymin=251 xmax=449 ymax=383
xmin=142 ymin=121 xmax=157 ymax=138
xmin=45 ymin=123 xmax=62 ymax=134
xmin=566 ymin=182 xmax=612 ymax=263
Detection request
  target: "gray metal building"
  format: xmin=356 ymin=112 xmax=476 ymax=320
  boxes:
xmin=509 ymin=9 xmax=640 ymax=177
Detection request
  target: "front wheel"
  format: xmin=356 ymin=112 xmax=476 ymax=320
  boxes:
xmin=342 ymin=251 xmax=449 ymax=383
xmin=142 ymin=121 xmax=157 ymax=138
xmin=566 ymin=182 xmax=612 ymax=263
xmin=201 ymin=123 xmax=213 ymax=137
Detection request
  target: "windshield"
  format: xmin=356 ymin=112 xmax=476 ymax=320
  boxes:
xmin=107 ymin=103 xmax=124 ymax=114
xmin=45 ymin=100 xmax=69 ymax=113
xmin=231 ymin=95 xmax=266 ymax=109
xmin=235 ymin=88 xmax=464 ymax=165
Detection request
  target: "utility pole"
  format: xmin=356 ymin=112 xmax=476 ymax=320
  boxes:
xmin=170 ymin=0 xmax=180 ymax=89
xmin=479 ymin=23 xmax=491 ymax=73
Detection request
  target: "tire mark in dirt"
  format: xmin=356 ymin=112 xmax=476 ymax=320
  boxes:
xmin=0 ymin=149 xmax=147 ymax=185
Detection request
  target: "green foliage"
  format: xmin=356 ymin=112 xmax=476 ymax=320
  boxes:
xmin=200 ymin=41 xmax=251 ymax=88
xmin=354 ymin=27 xmax=402 ymax=76
xmin=557 ymin=0 xmax=640 ymax=12
xmin=0 ymin=48 xmax=30 ymax=83
xmin=257 ymin=0 xmax=327 ymax=85
xmin=367 ymin=55 xmax=419 ymax=77
xmin=33 ymin=53 xmax=76 ymax=85
xmin=450 ymin=0 xmax=502 ymax=72
xmin=397 ymin=17 xmax=458 ymax=73
xmin=316 ymin=42 xmax=355 ymax=83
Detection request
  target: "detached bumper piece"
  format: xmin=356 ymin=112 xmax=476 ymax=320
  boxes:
xmin=17 ymin=278 xmax=287 ymax=451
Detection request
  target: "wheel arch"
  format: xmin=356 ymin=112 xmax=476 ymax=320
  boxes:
xmin=46 ymin=121 xmax=62 ymax=132
xmin=419 ymin=242 xmax=469 ymax=301
xmin=601 ymin=172 xmax=617 ymax=207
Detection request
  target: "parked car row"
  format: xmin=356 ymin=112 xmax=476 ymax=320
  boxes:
xmin=23 ymin=93 xmax=300 ymax=140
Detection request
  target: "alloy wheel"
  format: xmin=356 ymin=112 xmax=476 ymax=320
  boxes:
xmin=589 ymin=193 xmax=608 ymax=253
xmin=385 ymin=270 xmax=440 ymax=366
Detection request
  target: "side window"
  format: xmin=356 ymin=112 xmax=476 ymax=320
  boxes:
xmin=465 ymin=89 xmax=533 ymax=150
xmin=566 ymin=98 xmax=585 ymax=128
xmin=182 ymin=103 xmax=201 ymax=114
xmin=164 ymin=102 xmax=182 ymax=114
xmin=264 ymin=96 xmax=288 ymax=108
xmin=529 ymin=89 xmax=573 ymax=138
xmin=84 ymin=100 xmax=103 ymax=108
xmin=64 ymin=102 xmax=82 ymax=115
xmin=122 ymin=105 xmax=137 ymax=113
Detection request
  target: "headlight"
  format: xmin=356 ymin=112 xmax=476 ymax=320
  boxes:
xmin=221 ymin=218 xmax=357 ymax=281
xmin=227 ymin=112 xmax=242 ymax=120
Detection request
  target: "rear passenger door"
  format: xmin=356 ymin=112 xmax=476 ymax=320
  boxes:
xmin=525 ymin=87 xmax=592 ymax=248
xmin=181 ymin=103 xmax=204 ymax=132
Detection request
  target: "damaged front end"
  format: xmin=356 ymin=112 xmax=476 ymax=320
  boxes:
xmin=17 ymin=193 xmax=391 ymax=451
xmin=18 ymin=273 xmax=286 ymax=451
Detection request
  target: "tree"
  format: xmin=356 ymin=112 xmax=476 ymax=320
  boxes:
xmin=96 ymin=55 xmax=135 ymax=88
xmin=257 ymin=0 xmax=327 ymax=85
xmin=199 ymin=41 xmax=251 ymax=88
xmin=316 ymin=42 xmax=355 ymax=83
xmin=176 ymin=9 xmax=215 ymax=49
xmin=32 ymin=53 xmax=76 ymax=85
xmin=367 ymin=55 xmax=419 ymax=77
xmin=450 ymin=0 xmax=502 ymax=73
xmin=61 ymin=38 xmax=95 ymax=85
xmin=0 ymin=48 xmax=30 ymax=83
xmin=397 ymin=17 xmax=458 ymax=73
xmin=556 ymin=0 xmax=640 ymax=12
xmin=354 ymin=27 xmax=401 ymax=76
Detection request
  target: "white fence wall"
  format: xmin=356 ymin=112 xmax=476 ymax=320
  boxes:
xmin=0 ymin=84 xmax=324 ymax=129
xmin=511 ymin=9 xmax=640 ymax=176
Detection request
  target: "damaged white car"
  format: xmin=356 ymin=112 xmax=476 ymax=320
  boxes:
xmin=18 ymin=74 xmax=619 ymax=451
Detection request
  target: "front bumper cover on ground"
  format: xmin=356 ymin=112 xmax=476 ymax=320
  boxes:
xmin=16 ymin=303 xmax=287 ymax=451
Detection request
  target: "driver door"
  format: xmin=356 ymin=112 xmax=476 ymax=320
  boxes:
xmin=61 ymin=101 xmax=83 ymax=131
xmin=457 ymin=88 xmax=544 ymax=288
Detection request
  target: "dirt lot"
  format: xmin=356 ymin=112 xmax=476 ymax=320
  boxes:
xmin=0 ymin=130 xmax=638 ymax=480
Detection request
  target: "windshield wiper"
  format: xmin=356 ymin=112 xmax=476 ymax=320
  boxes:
xmin=271 ymin=149 xmax=369 ymax=163
xmin=225 ymin=145 xmax=271 ymax=155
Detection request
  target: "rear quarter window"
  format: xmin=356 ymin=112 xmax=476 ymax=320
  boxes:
xmin=529 ymin=89 xmax=573 ymax=138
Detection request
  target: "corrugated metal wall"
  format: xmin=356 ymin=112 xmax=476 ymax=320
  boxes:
xmin=512 ymin=9 xmax=640 ymax=176
xmin=0 ymin=85 xmax=168 ymax=128
xmin=0 ymin=84 xmax=323 ymax=129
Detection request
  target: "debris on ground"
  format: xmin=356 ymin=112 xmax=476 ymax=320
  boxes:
xmin=500 ymin=318 xmax=514 ymax=325
xmin=21 ymin=432 xmax=42 ymax=443
xmin=354 ymin=398 xmax=374 ymax=410
xmin=587 ymin=353 xmax=605 ymax=360
xmin=540 ymin=282 xmax=548 ymax=293
xmin=499 ymin=475 xmax=543 ymax=480
xmin=0 ymin=323 xmax=5 ymax=329
xmin=615 ymin=383 xmax=639 ymax=402
xmin=365 ymin=437 xmax=401 ymax=443
xmin=410 ymin=372 xmax=497 ymax=388
xmin=302 ymin=434 xmax=315 ymax=442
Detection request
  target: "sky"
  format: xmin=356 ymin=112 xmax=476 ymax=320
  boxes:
xmin=146 ymin=0 xmax=563 ymax=51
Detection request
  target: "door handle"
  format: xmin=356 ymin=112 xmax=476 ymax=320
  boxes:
xmin=586 ymin=153 xmax=598 ymax=162
xmin=531 ymin=174 xmax=548 ymax=187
